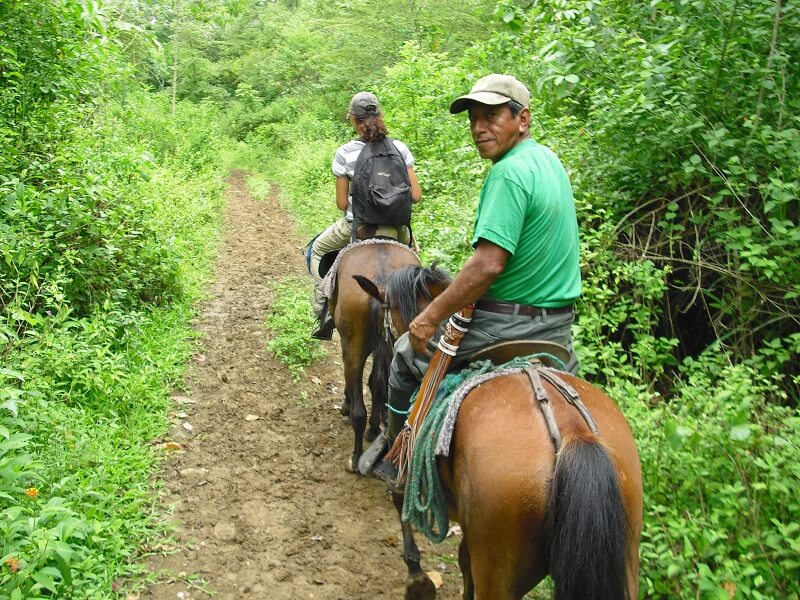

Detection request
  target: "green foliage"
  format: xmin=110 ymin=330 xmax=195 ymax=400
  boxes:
xmin=618 ymin=356 xmax=800 ymax=598
xmin=0 ymin=305 xmax=201 ymax=598
xmin=1 ymin=126 xmax=180 ymax=321
xmin=0 ymin=0 xmax=117 ymax=158
xmin=265 ymin=278 xmax=325 ymax=380
xmin=4 ymin=0 xmax=798 ymax=597
xmin=1 ymin=1 xmax=228 ymax=593
xmin=504 ymin=0 xmax=799 ymax=377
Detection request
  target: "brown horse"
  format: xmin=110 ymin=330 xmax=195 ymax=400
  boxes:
xmin=358 ymin=264 xmax=643 ymax=600
xmin=327 ymin=240 xmax=421 ymax=472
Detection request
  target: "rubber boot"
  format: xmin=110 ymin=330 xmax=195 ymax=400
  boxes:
xmin=385 ymin=405 xmax=407 ymax=447
xmin=371 ymin=386 xmax=413 ymax=485
xmin=311 ymin=299 xmax=334 ymax=340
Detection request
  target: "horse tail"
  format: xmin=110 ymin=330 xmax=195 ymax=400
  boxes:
xmin=545 ymin=437 xmax=629 ymax=600
xmin=366 ymin=300 xmax=392 ymax=418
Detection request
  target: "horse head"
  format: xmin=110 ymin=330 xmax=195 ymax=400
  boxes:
xmin=353 ymin=263 xmax=451 ymax=338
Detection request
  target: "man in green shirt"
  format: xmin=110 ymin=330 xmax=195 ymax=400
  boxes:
xmin=370 ymin=73 xmax=581 ymax=483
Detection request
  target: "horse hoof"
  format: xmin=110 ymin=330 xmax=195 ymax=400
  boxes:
xmin=405 ymin=572 xmax=436 ymax=600
xmin=345 ymin=457 xmax=357 ymax=473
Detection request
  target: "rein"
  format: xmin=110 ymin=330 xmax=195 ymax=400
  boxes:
xmin=382 ymin=297 xmax=400 ymax=346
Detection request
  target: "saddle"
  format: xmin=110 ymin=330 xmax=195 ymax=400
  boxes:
xmin=465 ymin=339 xmax=571 ymax=370
xmin=312 ymin=227 xmax=414 ymax=281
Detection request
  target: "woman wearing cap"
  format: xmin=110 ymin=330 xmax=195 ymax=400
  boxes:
xmin=309 ymin=92 xmax=422 ymax=340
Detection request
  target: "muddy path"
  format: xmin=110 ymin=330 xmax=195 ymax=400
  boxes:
xmin=140 ymin=172 xmax=463 ymax=600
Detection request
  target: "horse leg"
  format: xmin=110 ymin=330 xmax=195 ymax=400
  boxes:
xmin=466 ymin=542 xmax=519 ymax=600
xmin=339 ymin=351 xmax=351 ymax=417
xmin=392 ymin=492 xmax=436 ymax=600
xmin=449 ymin=465 xmax=545 ymax=600
xmin=343 ymin=351 xmax=367 ymax=473
xmin=626 ymin=550 xmax=640 ymax=600
xmin=624 ymin=483 xmax=642 ymax=600
xmin=458 ymin=539 xmax=475 ymax=600
xmin=366 ymin=350 xmax=389 ymax=442
xmin=340 ymin=397 xmax=350 ymax=417
xmin=458 ymin=539 xmax=474 ymax=600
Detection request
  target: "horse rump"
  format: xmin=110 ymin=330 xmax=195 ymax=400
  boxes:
xmin=545 ymin=437 xmax=629 ymax=600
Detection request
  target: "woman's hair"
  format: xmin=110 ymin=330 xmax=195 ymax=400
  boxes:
xmin=352 ymin=113 xmax=389 ymax=143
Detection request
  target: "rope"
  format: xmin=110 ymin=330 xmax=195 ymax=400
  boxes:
xmin=387 ymin=403 xmax=409 ymax=416
xmin=401 ymin=352 xmax=569 ymax=543
xmin=401 ymin=374 xmax=465 ymax=542
xmin=401 ymin=360 xmax=496 ymax=542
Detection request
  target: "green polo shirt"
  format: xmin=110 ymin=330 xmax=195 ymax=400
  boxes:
xmin=471 ymin=138 xmax=581 ymax=307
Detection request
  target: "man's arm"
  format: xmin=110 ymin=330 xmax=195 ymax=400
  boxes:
xmin=408 ymin=239 xmax=509 ymax=356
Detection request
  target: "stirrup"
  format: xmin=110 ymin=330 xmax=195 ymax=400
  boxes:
xmin=371 ymin=458 xmax=405 ymax=492
xmin=357 ymin=431 xmax=387 ymax=475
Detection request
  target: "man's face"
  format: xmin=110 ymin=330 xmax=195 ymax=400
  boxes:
xmin=467 ymin=103 xmax=529 ymax=162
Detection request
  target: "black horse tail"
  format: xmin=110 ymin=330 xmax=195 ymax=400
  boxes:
xmin=545 ymin=437 xmax=629 ymax=600
xmin=366 ymin=299 xmax=392 ymax=425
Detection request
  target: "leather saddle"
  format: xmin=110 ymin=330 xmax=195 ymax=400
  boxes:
xmin=465 ymin=340 xmax=570 ymax=370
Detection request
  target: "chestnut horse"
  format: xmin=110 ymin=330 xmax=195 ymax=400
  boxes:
xmin=327 ymin=240 xmax=421 ymax=472
xmin=358 ymin=264 xmax=643 ymax=600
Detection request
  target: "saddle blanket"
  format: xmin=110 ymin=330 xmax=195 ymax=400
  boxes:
xmin=320 ymin=238 xmax=417 ymax=299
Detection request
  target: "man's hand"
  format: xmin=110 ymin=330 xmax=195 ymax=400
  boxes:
xmin=408 ymin=318 xmax=438 ymax=357
xmin=406 ymin=240 xmax=509 ymax=357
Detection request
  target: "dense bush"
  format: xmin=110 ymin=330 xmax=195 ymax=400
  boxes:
xmin=1 ymin=89 xmax=227 ymax=596
xmin=622 ymin=357 xmax=800 ymax=598
xmin=1 ymin=1 xmax=228 ymax=596
xmin=499 ymin=0 xmax=799 ymax=389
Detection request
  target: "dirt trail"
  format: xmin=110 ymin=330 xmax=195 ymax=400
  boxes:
xmin=141 ymin=173 xmax=462 ymax=600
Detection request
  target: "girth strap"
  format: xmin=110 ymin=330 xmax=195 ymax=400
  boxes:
xmin=523 ymin=360 xmax=600 ymax=453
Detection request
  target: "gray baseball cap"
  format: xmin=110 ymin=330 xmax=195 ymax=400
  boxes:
xmin=449 ymin=74 xmax=530 ymax=114
xmin=348 ymin=92 xmax=381 ymax=117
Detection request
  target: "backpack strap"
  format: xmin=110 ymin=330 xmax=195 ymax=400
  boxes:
xmin=350 ymin=140 xmax=373 ymax=242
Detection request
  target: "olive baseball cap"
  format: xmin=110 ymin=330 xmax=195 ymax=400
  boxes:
xmin=348 ymin=92 xmax=381 ymax=117
xmin=449 ymin=74 xmax=530 ymax=114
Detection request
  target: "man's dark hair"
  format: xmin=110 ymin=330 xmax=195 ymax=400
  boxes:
xmin=354 ymin=114 xmax=389 ymax=143
xmin=508 ymin=99 xmax=524 ymax=117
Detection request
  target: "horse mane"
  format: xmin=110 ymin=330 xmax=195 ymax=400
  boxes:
xmin=385 ymin=262 xmax=452 ymax=328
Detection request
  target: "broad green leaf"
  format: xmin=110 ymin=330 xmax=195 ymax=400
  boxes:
xmin=730 ymin=424 xmax=752 ymax=441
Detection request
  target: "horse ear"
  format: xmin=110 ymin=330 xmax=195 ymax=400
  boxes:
xmin=353 ymin=275 xmax=384 ymax=302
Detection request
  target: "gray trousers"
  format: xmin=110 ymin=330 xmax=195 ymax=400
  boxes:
xmin=386 ymin=306 xmax=578 ymax=438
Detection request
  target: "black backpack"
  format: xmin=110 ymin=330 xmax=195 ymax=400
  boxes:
xmin=350 ymin=138 xmax=413 ymax=231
